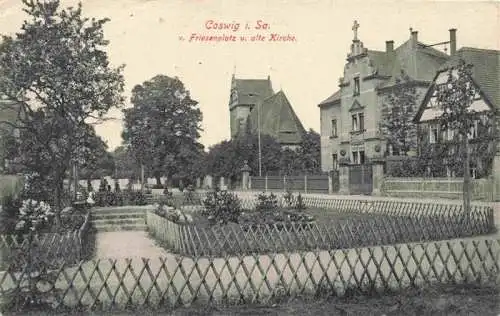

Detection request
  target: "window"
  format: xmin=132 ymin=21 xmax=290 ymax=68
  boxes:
xmin=446 ymin=128 xmax=455 ymax=141
xmin=352 ymin=115 xmax=358 ymax=131
xmin=332 ymin=154 xmax=338 ymax=170
xmin=351 ymin=113 xmax=364 ymax=132
xmin=468 ymin=120 xmax=479 ymax=139
xmin=388 ymin=144 xmax=400 ymax=156
xmin=353 ymin=77 xmax=360 ymax=96
xmin=331 ymin=119 xmax=338 ymax=137
xmin=352 ymin=151 xmax=359 ymax=164
xmin=359 ymin=151 xmax=365 ymax=164
xmin=430 ymin=125 xmax=439 ymax=144
xmin=351 ymin=150 xmax=365 ymax=164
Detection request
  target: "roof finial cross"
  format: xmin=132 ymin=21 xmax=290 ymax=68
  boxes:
xmin=352 ymin=20 xmax=360 ymax=40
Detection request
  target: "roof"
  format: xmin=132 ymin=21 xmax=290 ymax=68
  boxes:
xmin=232 ymin=77 xmax=274 ymax=106
xmin=319 ymin=38 xmax=449 ymax=105
xmin=378 ymin=40 xmax=449 ymax=88
xmin=248 ymin=90 xmax=305 ymax=145
xmin=318 ymin=90 xmax=341 ymax=107
xmin=439 ymin=47 xmax=500 ymax=107
xmin=414 ymin=47 xmax=500 ymax=122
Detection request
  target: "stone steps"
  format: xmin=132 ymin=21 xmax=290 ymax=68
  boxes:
xmin=91 ymin=212 xmax=146 ymax=220
xmin=93 ymin=223 xmax=148 ymax=232
xmin=90 ymin=207 xmax=148 ymax=232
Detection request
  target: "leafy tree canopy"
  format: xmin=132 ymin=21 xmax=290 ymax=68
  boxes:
xmin=0 ymin=0 xmax=125 ymax=212
xmin=122 ymin=75 xmax=204 ymax=185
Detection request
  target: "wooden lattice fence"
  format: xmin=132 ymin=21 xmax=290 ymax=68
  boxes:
xmin=152 ymin=192 xmax=494 ymax=219
xmin=0 ymin=212 xmax=92 ymax=270
xmin=0 ymin=237 xmax=498 ymax=310
xmin=146 ymin=202 xmax=494 ymax=257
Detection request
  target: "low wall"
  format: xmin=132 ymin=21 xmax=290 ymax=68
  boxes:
xmin=382 ymin=177 xmax=493 ymax=201
xmin=249 ymin=174 xmax=332 ymax=194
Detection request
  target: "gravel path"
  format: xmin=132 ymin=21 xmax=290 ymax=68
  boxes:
xmin=94 ymin=231 xmax=168 ymax=258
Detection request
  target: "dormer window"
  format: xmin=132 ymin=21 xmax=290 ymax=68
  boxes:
xmin=353 ymin=77 xmax=360 ymax=96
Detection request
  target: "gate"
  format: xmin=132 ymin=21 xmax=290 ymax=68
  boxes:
xmin=349 ymin=164 xmax=373 ymax=195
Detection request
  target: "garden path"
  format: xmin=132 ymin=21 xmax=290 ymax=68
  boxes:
xmin=94 ymin=231 xmax=168 ymax=258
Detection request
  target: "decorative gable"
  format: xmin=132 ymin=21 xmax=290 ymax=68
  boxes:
xmin=349 ymin=100 xmax=364 ymax=112
xmin=230 ymin=88 xmax=238 ymax=106
xmin=419 ymin=72 xmax=491 ymax=122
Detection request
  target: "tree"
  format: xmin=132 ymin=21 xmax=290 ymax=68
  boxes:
xmin=122 ymin=75 xmax=203 ymax=186
xmin=0 ymin=0 xmax=124 ymax=219
xmin=203 ymin=133 xmax=282 ymax=184
xmin=112 ymin=145 xmax=139 ymax=180
xmin=78 ymin=131 xmax=115 ymax=180
xmin=433 ymin=58 xmax=493 ymax=216
xmin=295 ymin=129 xmax=321 ymax=174
xmin=380 ymin=71 xmax=419 ymax=156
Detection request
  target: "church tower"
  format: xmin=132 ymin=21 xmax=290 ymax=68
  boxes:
xmin=229 ymin=74 xmax=273 ymax=138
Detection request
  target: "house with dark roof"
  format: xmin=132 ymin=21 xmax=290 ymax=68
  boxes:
xmin=318 ymin=22 xmax=453 ymax=172
xmin=229 ymin=75 xmax=305 ymax=148
xmin=413 ymin=47 xmax=500 ymax=178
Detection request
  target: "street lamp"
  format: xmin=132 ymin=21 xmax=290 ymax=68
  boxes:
xmin=257 ymin=100 xmax=262 ymax=177
xmin=246 ymin=92 xmax=263 ymax=177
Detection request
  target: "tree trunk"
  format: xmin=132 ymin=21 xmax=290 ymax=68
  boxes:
xmin=140 ymin=164 xmax=145 ymax=192
xmin=54 ymin=178 xmax=63 ymax=228
xmin=463 ymin=135 xmax=471 ymax=222
xmin=155 ymin=175 xmax=162 ymax=186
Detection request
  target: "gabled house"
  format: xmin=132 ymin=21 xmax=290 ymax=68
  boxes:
xmin=229 ymin=75 xmax=305 ymax=149
xmin=318 ymin=22 xmax=453 ymax=172
xmin=413 ymin=47 xmax=500 ymax=178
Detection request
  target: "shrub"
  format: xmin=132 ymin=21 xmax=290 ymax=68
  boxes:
xmin=256 ymin=192 xmax=279 ymax=212
xmin=154 ymin=202 xmax=193 ymax=224
xmin=202 ymin=188 xmax=241 ymax=225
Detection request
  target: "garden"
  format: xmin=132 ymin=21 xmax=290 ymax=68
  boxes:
xmin=0 ymin=174 xmax=95 ymax=311
xmin=147 ymin=188 xmax=495 ymax=257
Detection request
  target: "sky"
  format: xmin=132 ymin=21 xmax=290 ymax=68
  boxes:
xmin=0 ymin=0 xmax=498 ymax=151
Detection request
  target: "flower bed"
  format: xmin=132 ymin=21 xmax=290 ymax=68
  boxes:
xmin=152 ymin=202 xmax=193 ymax=225
xmin=147 ymin=190 xmax=495 ymax=257
xmin=0 ymin=200 xmax=92 ymax=271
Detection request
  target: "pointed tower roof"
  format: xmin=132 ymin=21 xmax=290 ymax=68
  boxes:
xmin=249 ymin=90 xmax=305 ymax=145
xmin=231 ymin=76 xmax=274 ymax=107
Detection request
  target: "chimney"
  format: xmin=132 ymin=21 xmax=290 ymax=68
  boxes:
xmin=386 ymin=40 xmax=394 ymax=56
xmin=411 ymin=31 xmax=418 ymax=49
xmin=449 ymin=28 xmax=457 ymax=55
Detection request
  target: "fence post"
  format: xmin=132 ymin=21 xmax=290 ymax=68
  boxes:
xmin=265 ymin=175 xmax=268 ymax=192
xmin=283 ymin=175 xmax=287 ymax=192
xmin=304 ymin=175 xmax=308 ymax=194
xmin=371 ymin=159 xmax=385 ymax=196
xmin=328 ymin=172 xmax=333 ymax=194
xmin=339 ymin=160 xmax=350 ymax=195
